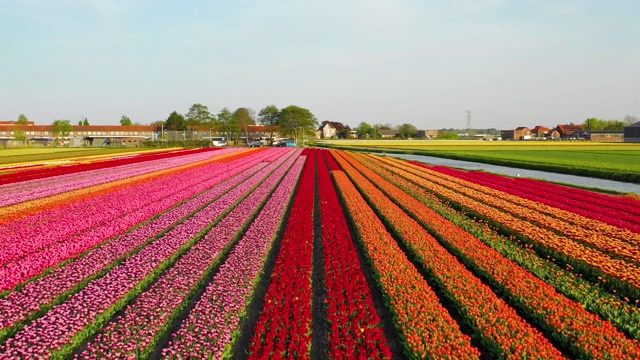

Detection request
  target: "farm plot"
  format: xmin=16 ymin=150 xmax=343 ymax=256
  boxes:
xmin=1 ymin=148 xmax=639 ymax=359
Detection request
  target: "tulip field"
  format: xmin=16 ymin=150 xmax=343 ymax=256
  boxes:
xmin=1 ymin=147 xmax=639 ymax=359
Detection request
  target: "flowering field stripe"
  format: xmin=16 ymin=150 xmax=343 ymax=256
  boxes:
xmin=0 ymin=149 xmax=272 ymax=297
xmin=0 ymin=151 xmax=289 ymax=359
xmin=0 ymin=148 xmax=211 ymax=185
xmin=0 ymin=150 xmax=256 ymax=269
xmin=356 ymin=153 xmax=640 ymax=358
xmin=0 ymin=148 xmax=252 ymax=223
xmin=353 ymin=153 xmax=640 ymax=343
xmin=332 ymin=150 xmax=564 ymax=358
xmin=0 ymin=147 xmax=236 ymax=208
xmin=160 ymin=153 xmax=306 ymax=359
xmin=247 ymin=150 xmax=316 ymax=359
xmin=375 ymin=155 xmax=640 ymax=293
xmin=315 ymin=150 xmax=393 ymax=359
xmin=428 ymin=165 xmax=640 ymax=233
xmin=328 ymin=158 xmax=480 ymax=359
xmin=407 ymin=161 xmax=640 ymax=249
xmin=78 ymin=149 xmax=301 ymax=359
xmin=0 ymin=152 xmax=281 ymax=343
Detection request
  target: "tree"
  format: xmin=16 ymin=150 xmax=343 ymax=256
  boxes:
xmin=258 ymin=105 xmax=280 ymax=142
xmin=217 ymin=108 xmax=236 ymax=142
xmin=185 ymin=103 xmax=215 ymax=130
xmin=376 ymin=123 xmax=392 ymax=130
xmin=120 ymin=115 xmax=133 ymax=126
xmin=338 ymin=125 xmax=352 ymax=139
xmin=398 ymin=123 xmax=418 ymax=139
xmin=165 ymin=111 xmax=187 ymax=131
xmin=437 ymin=132 xmax=460 ymax=140
xmin=583 ymin=118 xmax=625 ymax=131
xmin=357 ymin=122 xmax=374 ymax=138
xmin=51 ymin=120 xmax=73 ymax=145
xmin=17 ymin=114 xmax=29 ymax=125
xmin=233 ymin=107 xmax=256 ymax=145
xmin=83 ymin=118 xmax=89 ymax=126
xmin=78 ymin=120 xmax=83 ymax=126
xmin=14 ymin=129 xmax=27 ymax=143
xmin=624 ymin=115 xmax=638 ymax=126
xmin=278 ymin=105 xmax=318 ymax=145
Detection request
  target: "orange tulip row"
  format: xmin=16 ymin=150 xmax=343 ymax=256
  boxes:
xmin=0 ymin=150 xmax=249 ymax=224
xmin=345 ymin=151 xmax=640 ymax=358
xmin=419 ymin=161 xmax=640 ymax=246
xmin=371 ymin=155 xmax=640 ymax=290
xmin=383 ymin=157 xmax=640 ymax=263
xmin=330 ymin=168 xmax=480 ymax=359
xmin=330 ymin=150 xmax=564 ymax=358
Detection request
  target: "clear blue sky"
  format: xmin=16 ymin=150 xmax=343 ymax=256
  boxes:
xmin=1 ymin=0 xmax=639 ymax=129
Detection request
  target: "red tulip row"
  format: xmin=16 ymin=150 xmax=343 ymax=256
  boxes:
xmin=248 ymin=150 xmax=316 ymax=359
xmin=332 ymin=150 xmax=563 ymax=358
xmin=0 ymin=150 xmax=291 ymax=359
xmin=356 ymin=152 xmax=640 ymax=358
xmin=328 ymin=154 xmax=480 ymax=358
xmin=78 ymin=149 xmax=300 ymax=359
xmin=428 ymin=165 xmax=640 ymax=233
xmin=316 ymin=150 xmax=392 ymax=359
xmin=0 ymin=149 xmax=282 ymax=342
xmin=0 ymin=148 xmax=213 ymax=185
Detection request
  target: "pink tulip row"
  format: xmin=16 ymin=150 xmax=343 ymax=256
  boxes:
xmin=0 ymin=149 xmax=251 ymax=266
xmin=0 ymin=148 xmax=238 ymax=207
xmin=79 ymin=150 xmax=302 ymax=359
xmin=0 ymin=150 xmax=277 ymax=291
xmin=160 ymin=155 xmax=305 ymax=359
xmin=429 ymin=166 xmax=640 ymax=233
xmin=0 ymin=150 xmax=295 ymax=359
xmin=0 ymin=151 xmax=284 ymax=338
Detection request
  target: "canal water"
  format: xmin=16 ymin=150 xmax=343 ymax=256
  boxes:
xmin=378 ymin=153 xmax=640 ymax=195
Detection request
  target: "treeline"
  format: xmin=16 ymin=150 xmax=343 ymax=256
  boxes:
xmin=160 ymin=104 xmax=318 ymax=143
xmin=583 ymin=116 xmax=638 ymax=131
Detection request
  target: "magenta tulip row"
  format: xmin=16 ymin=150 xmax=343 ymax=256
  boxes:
xmin=80 ymin=150 xmax=302 ymax=359
xmin=430 ymin=166 xmax=640 ymax=233
xmin=0 ymin=150 xmax=277 ymax=291
xmin=0 ymin=149 xmax=263 ymax=267
xmin=161 ymin=155 xmax=305 ymax=359
xmin=0 ymin=151 xmax=284 ymax=337
xmin=0 ymin=148 xmax=239 ymax=207
xmin=0 ymin=150 xmax=295 ymax=359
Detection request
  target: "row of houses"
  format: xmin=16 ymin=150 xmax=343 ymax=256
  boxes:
xmin=0 ymin=121 xmax=283 ymax=147
xmin=501 ymin=124 xmax=632 ymax=142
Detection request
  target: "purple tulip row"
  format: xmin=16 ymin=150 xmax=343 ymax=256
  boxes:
xmin=161 ymin=155 xmax=306 ymax=359
xmin=0 ymin=148 xmax=238 ymax=207
xmin=78 ymin=149 xmax=302 ymax=359
xmin=0 ymin=149 xmax=250 ymax=267
xmin=0 ymin=150 xmax=282 ymax=338
xmin=0 ymin=149 xmax=276 ymax=291
xmin=0 ymin=150 xmax=295 ymax=359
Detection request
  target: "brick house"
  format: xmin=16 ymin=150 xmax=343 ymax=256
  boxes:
xmin=501 ymin=127 xmax=531 ymax=140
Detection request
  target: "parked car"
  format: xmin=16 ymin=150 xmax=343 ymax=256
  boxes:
xmin=248 ymin=141 xmax=263 ymax=147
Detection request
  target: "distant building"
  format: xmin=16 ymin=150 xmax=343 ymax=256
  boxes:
xmin=530 ymin=126 xmax=551 ymax=138
xmin=501 ymin=127 xmax=531 ymax=140
xmin=556 ymin=124 xmax=586 ymax=139
xmin=378 ymin=129 xmax=399 ymax=138
xmin=417 ymin=129 xmax=439 ymax=139
xmin=589 ymin=131 xmax=624 ymax=142
xmin=624 ymin=122 xmax=640 ymax=142
xmin=317 ymin=122 xmax=337 ymax=139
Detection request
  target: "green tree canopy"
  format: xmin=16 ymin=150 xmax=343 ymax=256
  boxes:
xmin=51 ymin=120 xmax=73 ymax=137
xmin=16 ymin=114 xmax=29 ymax=125
xmin=279 ymin=105 xmax=318 ymax=144
xmin=584 ymin=118 xmax=625 ymax=131
xmin=357 ymin=122 xmax=374 ymax=138
xmin=258 ymin=105 xmax=280 ymax=127
xmin=233 ymin=107 xmax=256 ymax=145
xmin=437 ymin=132 xmax=461 ymax=140
xmin=398 ymin=123 xmax=418 ymax=139
xmin=186 ymin=103 xmax=216 ymax=129
xmin=165 ymin=111 xmax=187 ymax=131
xmin=120 ymin=115 xmax=133 ymax=126
xmin=217 ymin=107 xmax=236 ymax=141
